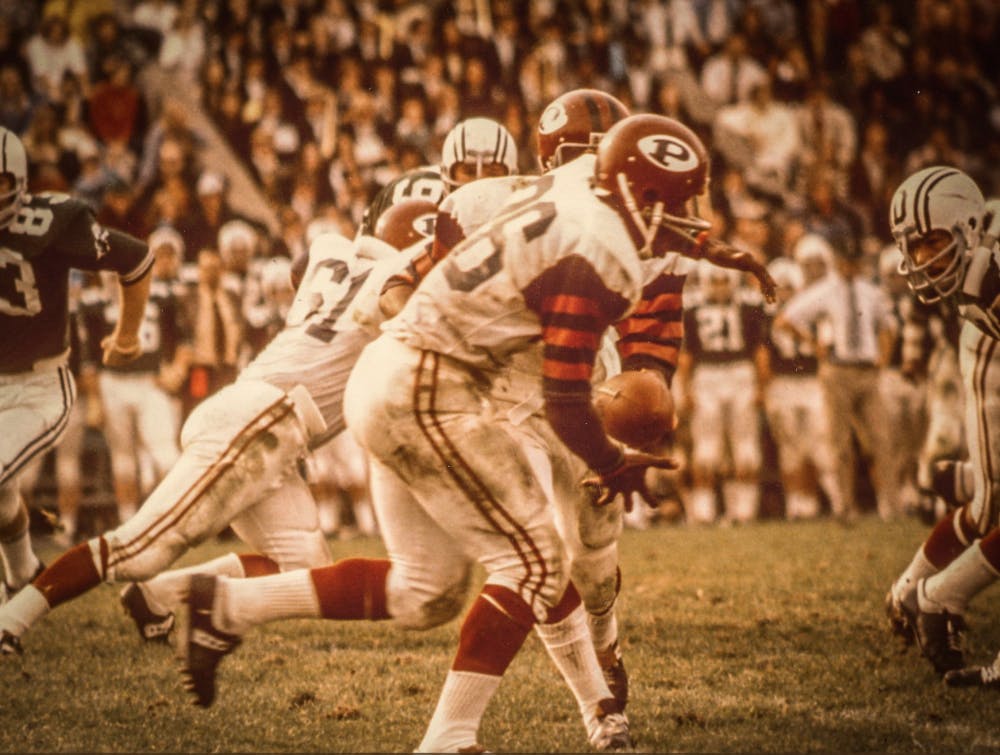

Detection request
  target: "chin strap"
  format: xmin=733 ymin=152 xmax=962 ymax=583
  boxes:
xmin=614 ymin=172 xmax=711 ymax=257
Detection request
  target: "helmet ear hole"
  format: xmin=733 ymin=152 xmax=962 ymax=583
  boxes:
xmin=641 ymin=189 xmax=659 ymax=204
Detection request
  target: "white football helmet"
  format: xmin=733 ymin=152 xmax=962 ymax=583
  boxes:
xmin=0 ymin=126 xmax=28 ymax=229
xmin=890 ymin=166 xmax=985 ymax=303
xmin=767 ymin=257 xmax=804 ymax=292
xmin=440 ymin=118 xmax=518 ymax=187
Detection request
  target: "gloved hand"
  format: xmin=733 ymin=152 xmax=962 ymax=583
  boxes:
xmin=583 ymin=451 xmax=678 ymax=512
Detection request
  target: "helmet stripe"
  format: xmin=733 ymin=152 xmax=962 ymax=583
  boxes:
xmin=458 ymin=125 xmax=466 ymax=163
xmin=492 ymin=124 xmax=502 ymax=162
xmin=914 ymin=167 xmax=958 ymax=234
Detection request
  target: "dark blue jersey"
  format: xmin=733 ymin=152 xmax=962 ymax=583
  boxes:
xmin=0 ymin=192 xmax=152 ymax=372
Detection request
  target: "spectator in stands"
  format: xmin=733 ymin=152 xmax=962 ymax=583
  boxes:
xmin=713 ymin=76 xmax=800 ymax=202
xmin=24 ymin=12 xmax=89 ymax=105
xmin=88 ymin=53 xmax=147 ymax=157
xmin=700 ymin=32 xmax=768 ymax=108
xmin=0 ymin=63 xmax=38 ymax=134
xmin=794 ymin=74 xmax=857 ymax=201
xmin=157 ymin=0 xmax=207 ymax=88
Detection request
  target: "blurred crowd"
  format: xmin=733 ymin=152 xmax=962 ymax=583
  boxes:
xmin=5 ymin=0 xmax=998 ymax=536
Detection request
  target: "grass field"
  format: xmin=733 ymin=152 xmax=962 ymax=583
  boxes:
xmin=3 ymin=515 xmax=1000 ymax=753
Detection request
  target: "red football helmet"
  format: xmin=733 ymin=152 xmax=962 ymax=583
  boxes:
xmin=374 ymin=197 xmax=439 ymax=251
xmin=536 ymin=89 xmax=630 ymax=173
xmin=593 ymin=114 xmax=711 ymax=256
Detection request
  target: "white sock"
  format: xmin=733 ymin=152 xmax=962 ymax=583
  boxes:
xmin=417 ymin=670 xmax=501 ymax=753
xmin=0 ymin=529 xmax=40 ymax=589
xmin=0 ymin=585 xmax=51 ymax=637
xmin=142 ymin=552 xmax=245 ymax=615
xmin=893 ymin=547 xmax=937 ymax=607
xmin=921 ymin=544 xmax=1000 ymax=615
xmin=687 ymin=487 xmax=716 ymax=524
xmin=588 ymin=604 xmax=618 ymax=657
xmin=535 ymin=605 xmax=613 ymax=733
xmin=785 ymin=491 xmax=820 ymax=520
xmin=216 ymin=570 xmax=320 ymax=634
xmin=723 ymin=480 xmax=759 ymax=522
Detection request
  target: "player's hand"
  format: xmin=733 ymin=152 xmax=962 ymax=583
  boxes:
xmin=101 ymin=334 xmax=142 ymax=367
xmin=583 ymin=451 xmax=678 ymax=512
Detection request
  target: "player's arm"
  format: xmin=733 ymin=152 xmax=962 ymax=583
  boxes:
xmin=99 ymin=228 xmax=154 ymax=366
xmin=678 ymin=232 xmax=777 ymax=303
xmin=614 ymin=271 xmax=685 ymax=386
xmin=524 ymin=256 xmax=675 ymax=509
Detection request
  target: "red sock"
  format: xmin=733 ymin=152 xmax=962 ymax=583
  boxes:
xmin=978 ymin=528 xmax=1000 ymax=572
xmin=310 ymin=558 xmax=391 ymax=620
xmin=923 ymin=506 xmax=978 ymax=569
xmin=453 ymin=584 xmax=536 ymax=675
xmin=33 ymin=542 xmax=102 ymax=607
xmin=238 ymin=553 xmax=280 ymax=577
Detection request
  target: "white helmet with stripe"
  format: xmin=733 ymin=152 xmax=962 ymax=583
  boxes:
xmin=0 ymin=126 xmax=28 ymax=229
xmin=440 ymin=117 xmax=518 ymax=188
xmin=890 ymin=165 xmax=985 ymax=303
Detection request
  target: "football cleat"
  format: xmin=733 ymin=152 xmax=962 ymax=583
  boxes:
xmin=588 ymin=699 xmax=633 ymax=752
xmin=121 ymin=583 xmax=175 ymax=643
xmin=0 ymin=561 xmax=46 ymax=606
xmin=180 ymin=574 xmax=242 ymax=707
xmin=944 ymin=652 xmax=1000 ymax=689
xmin=884 ymin=589 xmax=916 ymax=646
xmin=913 ymin=582 xmax=967 ymax=674
xmin=597 ymin=640 xmax=630 ymax=711
xmin=0 ymin=630 xmax=22 ymax=656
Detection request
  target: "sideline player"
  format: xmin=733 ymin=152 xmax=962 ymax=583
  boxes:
xmin=884 ymin=168 xmax=1000 ymax=677
xmin=0 ymin=126 xmax=152 ymax=602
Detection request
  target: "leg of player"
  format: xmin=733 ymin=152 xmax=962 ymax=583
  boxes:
xmin=0 ymin=484 xmax=44 ymax=603
xmin=0 ymin=380 xmax=322 ymax=655
xmin=886 ymin=505 xmax=978 ymax=643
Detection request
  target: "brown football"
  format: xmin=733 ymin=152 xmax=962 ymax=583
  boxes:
xmin=592 ymin=370 xmax=674 ymax=449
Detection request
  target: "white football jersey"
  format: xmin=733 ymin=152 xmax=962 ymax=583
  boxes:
xmin=383 ymin=158 xmax=645 ymax=372
xmin=239 ymin=232 xmax=412 ymax=438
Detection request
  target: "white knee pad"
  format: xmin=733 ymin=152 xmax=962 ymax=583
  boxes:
xmin=577 ymin=498 xmax=623 ymax=551
xmin=387 ymin=565 xmax=472 ymax=630
xmin=570 ymin=543 xmax=620 ymax=615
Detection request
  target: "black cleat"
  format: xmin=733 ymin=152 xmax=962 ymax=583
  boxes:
xmin=598 ymin=641 xmax=629 ymax=712
xmin=180 ymin=574 xmax=241 ymax=707
xmin=944 ymin=654 xmax=1000 ymax=689
xmin=121 ymin=583 xmax=175 ymax=643
xmin=914 ymin=597 xmax=967 ymax=675
xmin=0 ymin=630 xmax=23 ymax=656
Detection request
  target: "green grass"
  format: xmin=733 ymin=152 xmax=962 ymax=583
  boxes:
xmin=3 ymin=516 xmax=1000 ymax=752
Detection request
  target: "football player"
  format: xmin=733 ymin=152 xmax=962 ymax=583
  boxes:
xmin=379 ymin=89 xmax=775 ymax=708
xmin=678 ymin=262 xmax=769 ymax=524
xmin=83 ymin=227 xmax=189 ymax=526
xmin=761 ymin=257 xmax=841 ymax=519
xmin=0 ymin=198 xmax=435 ymax=653
xmin=0 ymin=126 xmax=153 ymax=602
xmin=175 ymin=114 xmax=777 ymax=753
xmin=885 ymin=171 xmax=1000 ymax=680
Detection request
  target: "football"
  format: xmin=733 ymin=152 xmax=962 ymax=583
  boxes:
xmin=593 ymin=370 xmax=674 ymax=449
